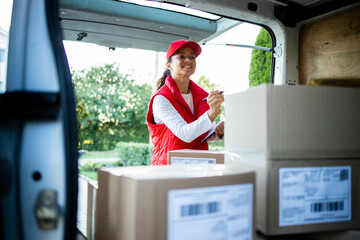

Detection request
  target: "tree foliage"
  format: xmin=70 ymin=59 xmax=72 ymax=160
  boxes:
xmin=72 ymin=64 xmax=152 ymax=151
xmin=196 ymin=75 xmax=218 ymax=91
xmin=249 ymin=28 xmax=272 ymax=87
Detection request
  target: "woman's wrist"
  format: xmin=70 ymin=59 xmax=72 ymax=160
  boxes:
xmin=207 ymin=110 xmax=218 ymax=122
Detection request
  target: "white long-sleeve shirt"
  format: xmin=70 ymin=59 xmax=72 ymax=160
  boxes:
xmin=153 ymin=93 xmax=221 ymax=143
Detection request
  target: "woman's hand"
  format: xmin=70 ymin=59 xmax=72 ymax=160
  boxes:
xmin=215 ymin=120 xmax=224 ymax=138
xmin=206 ymin=91 xmax=224 ymax=122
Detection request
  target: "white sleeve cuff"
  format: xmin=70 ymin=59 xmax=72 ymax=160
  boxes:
xmin=153 ymin=95 xmax=215 ymax=142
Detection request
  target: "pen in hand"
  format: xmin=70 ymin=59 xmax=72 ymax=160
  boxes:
xmin=202 ymin=91 xmax=224 ymax=101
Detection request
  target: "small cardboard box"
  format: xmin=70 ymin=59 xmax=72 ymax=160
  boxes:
xmin=95 ymin=165 xmax=255 ymax=240
xmin=87 ymin=181 xmax=98 ymax=240
xmin=225 ymin=84 xmax=360 ymax=159
xmin=225 ymin=155 xmax=360 ymax=235
xmin=167 ymin=149 xmax=224 ymax=165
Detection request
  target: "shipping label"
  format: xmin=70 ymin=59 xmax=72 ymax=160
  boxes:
xmin=279 ymin=166 xmax=351 ymax=226
xmin=168 ymin=184 xmax=253 ymax=240
xmin=171 ymin=157 xmax=216 ymax=165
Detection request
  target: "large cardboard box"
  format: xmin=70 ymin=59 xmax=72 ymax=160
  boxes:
xmin=225 ymin=85 xmax=360 ymax=235
xmin=302 ymin=230 xmax=360 ymax=240
xmin=167 ymin=149 xmax=224 ymax=165
xmin=225 ymin=85 xmax=360 ymax=159
xmin=95 ymin=165 xmax=255 ymax=240
xmin=225 ymin=156 xmax=360 ymax=235
xmin=254 ymin=230 xmax=360 ymax=240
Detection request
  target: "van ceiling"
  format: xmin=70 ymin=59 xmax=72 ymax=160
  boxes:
xmin=58 ymin=0 xmax=239 ymax=52
xmin=59 ymin=0 xmax=359 ymax=50
xmin=264 ymin=0 xmax=360 ymax=27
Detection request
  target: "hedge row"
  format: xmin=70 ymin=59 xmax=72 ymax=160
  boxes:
xmin=80 ymin=142 xmax=152 ymax=173
xmin=80 ymin=141 xmax=224 ymax=173
xmin=116 ymin=142 xmax=152 ymax=166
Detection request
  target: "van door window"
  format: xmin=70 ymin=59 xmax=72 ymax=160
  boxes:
xmin=0 ymin=0 xmax=13 ymax=93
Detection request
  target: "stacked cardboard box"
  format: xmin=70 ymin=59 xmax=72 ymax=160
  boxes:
xmin=225 ymin=84 xmax=360 ymax=235
xmin=167 ymin=149 xmax=224 ymax=165
xmin=302 ymin=230 xmax=360 ymax=240
xmin=95 ymin=164 xmax=255 ymax=240
xmin=254 ymin=230 xmax=360 ymax=240
xmin=87 ymin=181 xmax=98 ymax=240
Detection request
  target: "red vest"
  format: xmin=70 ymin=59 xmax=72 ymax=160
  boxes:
xmin=146 ymin=76 xmax=210 ymax=165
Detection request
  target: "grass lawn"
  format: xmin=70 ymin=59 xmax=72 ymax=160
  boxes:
xmin=80 ymin=149 xmax=120 ymax=159
xmin=80 ymin=141 xmax=223 ymax=159
xmin=79 ymin=169 xmax=98 ymax=180
xmin=79 ymin=150 xmax=122 ymax=180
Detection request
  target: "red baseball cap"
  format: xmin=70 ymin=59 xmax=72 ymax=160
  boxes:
xmin=166 ymin=39 xmax=202 ymax=60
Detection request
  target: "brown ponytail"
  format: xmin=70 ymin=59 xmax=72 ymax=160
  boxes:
xmin=156 ymin=57 xmax=172 ymax=91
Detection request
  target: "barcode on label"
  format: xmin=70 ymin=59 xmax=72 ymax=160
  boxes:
xmin=310 ymin=201 xmax=344 ymax=212
xmin=340 ymin=169 xmax=349 ymax=181
xmin=180 ymin=201 xmax=220 ymax=217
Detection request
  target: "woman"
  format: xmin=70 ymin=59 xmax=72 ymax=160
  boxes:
xmin=146 ymin=39 xmax=225 ymax=165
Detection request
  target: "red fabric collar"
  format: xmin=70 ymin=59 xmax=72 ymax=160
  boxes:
xmin=164 ymin=76 xmax=208 ymax=107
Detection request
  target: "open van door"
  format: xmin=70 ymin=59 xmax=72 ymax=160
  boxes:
xmin=0 ymin=0 xmax=78 ymax=239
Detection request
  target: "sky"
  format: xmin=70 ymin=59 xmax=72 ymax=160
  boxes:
xmin=0 ymin=0 xmax=12 ymax=32
xmin=1 ymin=0 xmax=261 ymax=94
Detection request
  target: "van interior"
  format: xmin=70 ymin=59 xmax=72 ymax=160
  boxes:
xmin=58 ymin=0 xmax=360 ymax=239
xmin=0 ymin=0 xmax=359 ymax=239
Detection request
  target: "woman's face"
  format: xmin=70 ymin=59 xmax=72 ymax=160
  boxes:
xmin=167 ymin=47 xmax=197 ymax=78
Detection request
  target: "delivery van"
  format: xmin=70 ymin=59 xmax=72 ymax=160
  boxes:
xmin=0 ymin=0 xmax=359 ymax=239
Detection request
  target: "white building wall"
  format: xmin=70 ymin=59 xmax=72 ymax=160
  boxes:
xmin=0 ymin=27 xmax=9 ymax=93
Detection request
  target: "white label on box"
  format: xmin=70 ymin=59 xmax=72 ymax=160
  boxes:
xmin=279 ymin=166 xmax=351 ymax=226
xmin=171 ymin=157 xmax=216 ymax=165
xmin=168 ymin=184 xmax=253 ymax=240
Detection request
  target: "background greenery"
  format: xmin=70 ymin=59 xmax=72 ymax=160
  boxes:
xmin=73 ymin=65 xmax=225 ymax=151
xmin=77 ymin=28 xmax=272 ymax=180
xmin=73 ymin=63 xmax=152 ymax=151
xmin=79 ymin=142 xmax=223 ymax=180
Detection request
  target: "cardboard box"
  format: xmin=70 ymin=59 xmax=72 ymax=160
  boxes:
xmin=302 ymin=230 xmax=360 ymax=240
xmin=225 ymin=84 xmax=360 ymax=235
xmin=225 ymin=155 xmax=360 ymax=235
xmin=87 ymin=181 xmax=98 ymax=240
xmin=225 ymin=84 xmax=360 ymax=160
xmin=95 ymin=165 xmax=255 ymax=240
xmin=254 ymin=230 xmax=360 ymax=240
xmin=167 ymin=149 xmax=224 ymax=165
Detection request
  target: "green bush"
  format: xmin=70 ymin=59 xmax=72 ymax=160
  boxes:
xmin=80 ymin=161 xmax=107 ymax=171
xmin=117 ymin=142 xmax=153 ymax=166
